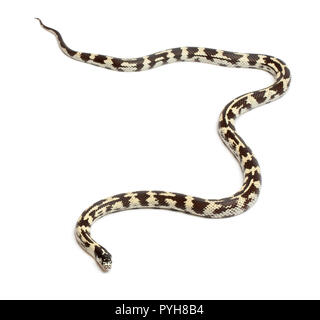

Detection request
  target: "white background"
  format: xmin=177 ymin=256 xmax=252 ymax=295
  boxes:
xmin=1 ymin=0 xmax=319 ymax=299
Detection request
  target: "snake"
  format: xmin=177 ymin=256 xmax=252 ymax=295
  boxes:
xmin=37 ymin=18 xmax=291 ymax=272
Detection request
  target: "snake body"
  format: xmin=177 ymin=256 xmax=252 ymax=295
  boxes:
xmin=37 ymin=19 xmax=291 ymax=271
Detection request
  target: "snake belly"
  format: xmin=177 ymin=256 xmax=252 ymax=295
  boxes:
xmin=37 ymin=18 xmax=291 ymax=271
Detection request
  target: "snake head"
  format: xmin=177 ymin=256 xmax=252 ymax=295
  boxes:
xmin=94 ymin=245 xmax=112 ymax=272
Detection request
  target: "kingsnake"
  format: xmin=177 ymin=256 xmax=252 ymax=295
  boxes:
xmin=37 ymin=18 xmax=291 ymax=271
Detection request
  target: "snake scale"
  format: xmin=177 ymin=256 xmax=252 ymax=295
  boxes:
xmin=37 ymin=18 xmax=291 ymax=271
